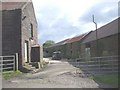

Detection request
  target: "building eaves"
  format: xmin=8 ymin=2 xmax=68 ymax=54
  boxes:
xmin=0 ymin=2 xmax=27 ymax=11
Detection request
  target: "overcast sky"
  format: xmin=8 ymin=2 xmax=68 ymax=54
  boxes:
xmin=32 ymin=0 xmax=119 ymax=44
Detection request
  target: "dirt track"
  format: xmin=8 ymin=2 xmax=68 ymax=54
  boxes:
xmin=2 ymin=58 xmax=100 ymax=88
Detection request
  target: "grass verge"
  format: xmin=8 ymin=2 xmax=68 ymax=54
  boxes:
xmin=2 ymin=71 xmax=23 ymax=79
xmin=92 ymin=74 xmax=118 ymax=86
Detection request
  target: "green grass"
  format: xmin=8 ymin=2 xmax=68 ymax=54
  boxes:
xmin=2 ymin=71 xmax=23 ymax=79
xmin=93 ymin=74 xmax=118 ymax=86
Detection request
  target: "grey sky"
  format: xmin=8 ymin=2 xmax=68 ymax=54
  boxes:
xmin=32 ymin=0 xmax=119 ymax=44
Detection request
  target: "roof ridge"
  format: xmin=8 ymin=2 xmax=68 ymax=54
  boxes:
xmin=1 ymin=1 xmax=29 ymax=10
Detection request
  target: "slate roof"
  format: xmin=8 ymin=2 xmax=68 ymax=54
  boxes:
xmin=82 ymin=17 xmax=119 ymax=43
xmin=48 ymin=17 xmax=119 ymax=48
xmin=0 ymin=2 xmax=27 ymax=10
xmin=0 ymin=0 xmax=37 ymax=24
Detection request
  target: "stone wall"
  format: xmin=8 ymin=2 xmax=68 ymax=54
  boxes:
xmin=2 ymin=9 xmax=22 ymax=69
xmin=21 ymin=2 xmax=37 ymax=65
xmin=2 ymin=2 xmax=38 ymax=70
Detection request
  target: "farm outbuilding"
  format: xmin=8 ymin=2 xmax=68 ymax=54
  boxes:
xmin=45 ymin=18 xmax=119 ymax=60
xmin=1 ymin=0 xmax=43 ymax=72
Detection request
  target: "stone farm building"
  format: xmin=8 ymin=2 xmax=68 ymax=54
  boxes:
xmin=45 ymin=17 xmax=119 ymax=59
xmin=1 ymin=1 xmax=43 ymax=72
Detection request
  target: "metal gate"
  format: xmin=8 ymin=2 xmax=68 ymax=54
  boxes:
xmin=70 ymin=55 xmax=118 ymax=75
xmin=0 ymin=55 xmax=15 ymax=72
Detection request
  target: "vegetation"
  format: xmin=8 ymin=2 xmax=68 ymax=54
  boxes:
xmin=93 ymin=74 xmax=118 ymax=86
xmin=43 ymin=40 xmax=55 ymax=48
xmin=2 ymin=71 xmax=23 ymax=79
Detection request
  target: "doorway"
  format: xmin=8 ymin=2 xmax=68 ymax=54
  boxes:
xmin=24 ymin=41 xmax=29 ymax=63
xmin=85 ymin=43 xmax=91 ymax=61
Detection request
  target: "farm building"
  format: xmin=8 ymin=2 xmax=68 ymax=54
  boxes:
xmin=81 ymin=18 xmax=119 ymax=58
xmin=1 ymin=1 xmax=43 ymax=72
xmin=45 ymin=17 xmax=119 ymax=60
xmin=45 ymin=32 xmax=91 ymax=59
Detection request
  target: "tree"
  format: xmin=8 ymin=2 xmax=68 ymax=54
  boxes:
xmin=43 ymin=40 xmax=55 ymax=48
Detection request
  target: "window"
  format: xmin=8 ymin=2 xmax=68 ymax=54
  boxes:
xmin=86 ymin=43 xmax=90 ymax=48
xmin=29 ymin=23 xmax=33 ymax=38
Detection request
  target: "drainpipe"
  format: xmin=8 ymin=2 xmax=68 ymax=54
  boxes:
xmin=92 ymin=15 xmax=98 ymax=57
xmin=93 ymin=15 xmax=101 ymax=72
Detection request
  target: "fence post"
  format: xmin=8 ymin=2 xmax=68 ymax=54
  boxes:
xmin=111 ymin=56 xmax=114 ymax=72
xmin=15 ymin=53 xmax=18 ymax=71
xmin=99 ymin=57 xmax=101 ymax=73
xmin=13 ymin=56 xmax=15 ymax=71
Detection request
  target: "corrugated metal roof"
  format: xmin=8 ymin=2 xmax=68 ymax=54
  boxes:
xmin=0 ymin=2 xmax=27 ymax=10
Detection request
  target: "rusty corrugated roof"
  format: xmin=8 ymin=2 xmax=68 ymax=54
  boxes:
xmin=65 ymin=33 xmax=87 ymax=44
xmin=50 ymin=32 xmax=91 ymax=48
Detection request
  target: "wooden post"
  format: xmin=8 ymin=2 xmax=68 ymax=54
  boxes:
xmin=13 ymin=56 xmax=15 ymax=71
xmin=15 ymin=53 xmax=18 ymax=71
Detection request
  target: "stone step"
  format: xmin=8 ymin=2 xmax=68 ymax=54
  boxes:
xmin=24 ymin=63 xmax=36 ymax=70
xmin=24 ymin=63 xmax=32 ymax=67
xmin=30 ymin=69 xmax=41 ymax=74
xmin=23 ymin=63 xmax=42 ymax=74
xmin=29 ymin=62 xmax=40 ymax=68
